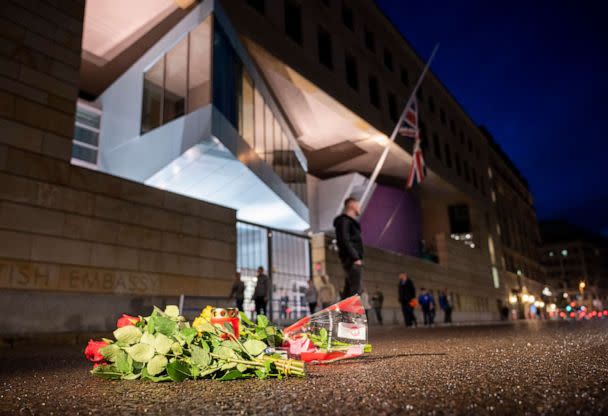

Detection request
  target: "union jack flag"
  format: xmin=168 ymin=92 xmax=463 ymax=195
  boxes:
xmin=406 ymin=138 xmax=426 ymax=188
xmin=398 ymin=97 xmax=419 ymax=139
xmin=397 ymin=97 xmax=426 ymax=188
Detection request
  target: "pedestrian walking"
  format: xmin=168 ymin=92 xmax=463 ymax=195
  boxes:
xmin=418 ymin=288 xmax=435 ymax=326
xmin=253 ymin=266 xmax=269 ymax=317
xmin=398 ymin=272 xmax=416 ymax=327
xmin=318 ymin=275 xmax=336 ymax=309
xmin=333 ymin=197 xmax=364 ymax=298
xmin=371 ymin=286 xmax=384 ymax=325
xmin=305 ymin=279 xmax=317 ymax=315
xmin=439 ymin=289 xmax=452 ymax=324
xmin=228 ymin=271 xmax=245 ymax=312
xmin=361 ymin=289 xmax=371 ymax=321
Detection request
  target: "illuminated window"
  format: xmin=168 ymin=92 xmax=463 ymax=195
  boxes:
xmin=492 ymin=267 xmax=500 ymax=288
xmin=72 ymin=101 xmax=101 ymax=168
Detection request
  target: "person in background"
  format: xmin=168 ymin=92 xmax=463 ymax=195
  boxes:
xmin=360 ymin=289 xmax=371 ymax=322
xmin=333 ymin=197 xmax=364 ymax=298
xmin=439 ymin=289 xmax=452 ymax=324
xmin=371 ymin=286 xmax=384 ymax=325
xmin=305 ymin=279 xmax=318 ymax=315
xmin=318 ymin=275 xmax=336 ymax=309
xmin=253 ymin=266 xmax=269 ymax=317
xmin=398 ymin=272 xmax=416 ymax=327
xmin=279 ymin=291 xmax=290 ymax=321
xmin=228 ymin=271 xmax=245 ymax=312
xmin=418 ymin=288 xmax=435 ymax=326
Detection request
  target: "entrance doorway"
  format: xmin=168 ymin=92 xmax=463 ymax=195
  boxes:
xmin=236 ymin=221 xmax=311 ymax=322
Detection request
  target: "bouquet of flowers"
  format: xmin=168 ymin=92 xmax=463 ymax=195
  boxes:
xmin=84 ymin=305 xmax=304 ymax=382
xmin=282 ymin=295 xmax=372 ymax=363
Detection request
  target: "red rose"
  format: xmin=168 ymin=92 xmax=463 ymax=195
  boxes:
xmin=84 ymin=339 xmax=108 ymax=362
xmin=116 ymin=314 xmax=141 ymax=328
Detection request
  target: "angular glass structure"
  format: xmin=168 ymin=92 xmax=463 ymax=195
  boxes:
xmin=93 ymin=2 xmax=308 ymax=231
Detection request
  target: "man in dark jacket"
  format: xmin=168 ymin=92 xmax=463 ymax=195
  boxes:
xmin=253 ymin=266 xmax=269 ymax=317
xmin=398 ymin=272 xmax=416 ymax=327
xmin=333 ymin=197 xmax=364 ymax=298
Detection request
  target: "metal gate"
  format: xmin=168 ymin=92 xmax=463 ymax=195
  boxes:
xmin=236 ymin=221 xmax=311 ymax=322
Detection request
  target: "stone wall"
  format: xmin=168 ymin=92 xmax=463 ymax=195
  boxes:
xmin=317 ymin=234 xmax=504 ymax=325
xmin=0 ymin=1 xmax=238 ymax=335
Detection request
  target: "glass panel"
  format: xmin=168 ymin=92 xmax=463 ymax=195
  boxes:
xmin=188 ymin=16 xmax=212 ymax=112
xmin=273 ymin=117 xmax=282 ymax=171
xmin=163 ymin=35 xmax=188 ymax=124
xmin=264 ymin=104 xmax=274 ymax=165
xmin=213 ymin=21 xmax=242 ymax=127
xmin=75 ymin=109 xmax=100 ymax=127
xmin=72 ymin=143 xmax=97 ymax=164
xmin=241 ymin=71 xmax=255 ymax=148
xmin=253 ymin=88 xmax=265 ymax=157
xmin=74 ymin=125 xmax=99 ymax=146
xmin=141 ymin=57 xmax=164 ymax=134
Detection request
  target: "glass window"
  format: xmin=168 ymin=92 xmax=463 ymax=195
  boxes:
xmin=213 ymin=22 xmax=242 ymax=127
xmin=433 ymin=133 xmax=441 ymax=160
xmin=264 ymin=104 xmax=274 ymax=164
xmin=188 ymin=16 xmax=212 ymax=112
xmin=444 ymin=143 xmax=452 ymax=168
xmin=285 ymin=1 xmax=303 ymax=45
xmin=440 ymin=108 xmax=446 ymax=125
xmin=72 ymin=102 xmax=101 ymax=168
xmin=455 ymin=153 xmax=461 ymax=175
xmin=317 ymin=26 xmax=333 ymax=69
xmin=388 ymin=93 xmax=398 ymax=122
xmin=400 ymin=68 xmax=408 ymax=86
xmin=247 ymin=0 xmax=265 ymax=13
xmin=141 ymin=57 xmax=164 ymax=134
xmin=253 ymin=88 xmax=265 ymax=157
xmin=364 ymin=29 xmax=375 ymax=52
xmin=428 ymin=96 xmax=435 ymax=113
xmin=342 ymin=3 xmax=354 ymax=30
xmin=383 ymin=49 xmax=393 ymax=71
xmin=241 ymin=71 xmax=255 ymax=148
xmin=163 ymin=36 xmax=188 ymax=124
xmin=345 ymin=53 xmax=358 ymax=90
xmin=368 ymin=75 xmax=380 ymax=108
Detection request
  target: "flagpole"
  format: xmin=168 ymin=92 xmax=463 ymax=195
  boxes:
xmin=359 ymin=44 xmax=439 ymax=208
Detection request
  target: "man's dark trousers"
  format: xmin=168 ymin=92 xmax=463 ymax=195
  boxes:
xmin=422 ymin=307 xmax=434 ymax=325
xmin=254 ymin=296 xmax=267 ymax=316
xmin=342 ymin=262 xmax=362 ymax=298
xmin=401 ymin=302 xmax=415 ymax=327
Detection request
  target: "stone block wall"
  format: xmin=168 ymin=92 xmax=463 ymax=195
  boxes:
xmin=0 ymin=1 xmax=238 ymax=335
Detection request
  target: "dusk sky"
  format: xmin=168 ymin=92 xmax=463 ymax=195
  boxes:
xmin=376 ymin=0 xmax=608 ymax=237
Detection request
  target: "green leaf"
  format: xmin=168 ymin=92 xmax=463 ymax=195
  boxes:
xmin=243 ymin=339 xmax=267 ymax=356
xmin=154 ymin=333 xmax=173 ymax=355
xmin=221 ymin=362 xmax=237 ymax=370
xmin=319 ymin=328 xmax=328 ymax=345
xmin=240 ymin=311 xmax=254 ymax=326
xmin=236 ymin=363 xmax=248 ymax=372
xmin=141 ymin=367 xmax=171 ymax=382
xmin=140 ymin=332 xmax=155 ymax=346
xmin=126 ymin=343 xmax=155 ymax=363
xmin=91 ymin=364 xmax=122 ymax=380
xmin=113 ymin=325 xmax=142 ymax=345
xmin=195 ymin=320 xmax=216 ymax=334
xmin=221 ymin=340 xmax=241 ymax=352
xmin=153 ymin=315 xmax=177 ymax=337
xmin=190 ymin=345 xmax=211 ymax=368
xmin=213 ymin=345 xmax=239 ymax=360
xmin=220 ymin=370 xmax=245 ymax=381
xmin=180 ymin=327 xmax=197 ymax=344
xmin=256 ymin=315 xmax=269 ymax=328
xmin=121 ymin=373 xmax=140 ymax=380
xmin=171 ymin=342 xmax=183 ymax=356
xmin=166 ymin=360 xmax=191 ymax=382
xmin=115 ymin=351 xmax=132 ymax=373
xmin=164 ymin=305 xmax=180 ymax=318
xmin=147 ymin=317 xmax=155 ymax=334
xmin=147 ymin=355 xmax=168 ymax=376
xmin=99 ymin=343 xmax=121 ymax=362
xmin=200 ymin=340 xmax=210 ymax=353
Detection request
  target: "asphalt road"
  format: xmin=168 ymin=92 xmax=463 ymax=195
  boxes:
xmin=1 ymin=321 xmax=607 ymax=415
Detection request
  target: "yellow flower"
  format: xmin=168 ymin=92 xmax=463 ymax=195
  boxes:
xmin=200 ymin=305 xmax=213 ymax=321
